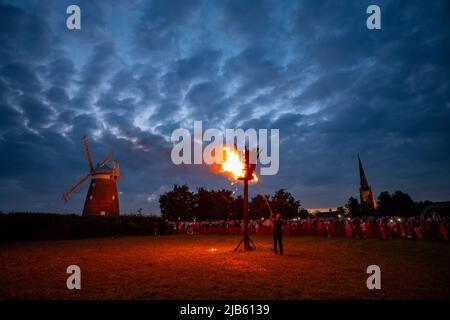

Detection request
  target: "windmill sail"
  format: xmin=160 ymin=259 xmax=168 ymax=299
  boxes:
xmin=63 ymin=174 xmax=90 ymax=202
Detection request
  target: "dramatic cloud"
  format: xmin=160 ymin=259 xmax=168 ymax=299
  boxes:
xmin=0 ymin=0 xmax=449 ymax=214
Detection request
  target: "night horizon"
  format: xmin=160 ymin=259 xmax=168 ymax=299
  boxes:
xmin=1 ymin=0 xmax=450 ymax=215
xmin=2 ymin=0 xmax=450 ymax=309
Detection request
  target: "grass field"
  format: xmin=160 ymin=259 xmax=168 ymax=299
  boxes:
xmin=1 ymin=235 xmax=449 ymax=299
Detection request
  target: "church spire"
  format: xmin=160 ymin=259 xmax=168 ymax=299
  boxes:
xmin=358 ymin=155 xmax=377 ymax=210
xmin=358 ymin=155 xmax=369 ymax=190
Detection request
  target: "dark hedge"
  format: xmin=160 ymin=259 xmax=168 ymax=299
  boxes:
xmin=0 ymin=213 xmax=171 ymax=242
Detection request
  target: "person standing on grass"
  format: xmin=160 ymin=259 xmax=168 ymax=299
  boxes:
xmin=414 ymin=218 xmax=423 ymax=240
xmin=345 ymin=218 xmax=353 ymax=238
xmin=270 ymin=212 xmax=283 ymax=255
xmin=360 ymin=219 xmax=366 ymax=239
xmin=379 ymin=218 xmax=387 ymax=240
xmin=440 ymin=220 xmax=448 ymax=241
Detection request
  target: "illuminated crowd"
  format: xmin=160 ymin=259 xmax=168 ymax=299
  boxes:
xmin=170 ymin=214 xmax=449 ymax=241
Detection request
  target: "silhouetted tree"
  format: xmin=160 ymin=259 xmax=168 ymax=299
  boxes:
xmin=231 ymin=195 xmax=244 ymax=219
xmin=159 ymin=185 xmax=303 ymax=221
xmin=193 ymin=188 xmax=234 ymax=220
xmin=345 ymin=197 xmax=361 ymax=216
xmin=392 ymin=190 xmax=415 ymax=216
xmin=159 ymin=184 xmax=195 ymax=221
xmin=377 ymin=191 xmax=394 ymax=214
xmin=270 ymin=189 xmax=301 ymax=219
xmin=211 ymin=189 xmax=234 ymax=220
xmin=376 ymin=190 xmax=416 ymax=216
xmin=421 ymin=201 xmax=450 ymax=217
xmin=194 ymin=188 xmax=213 ymax=220
xmin=415 ymin=200 xmax=433 ymax=215
xmin=299 ymin=208 xmax=309 ymax=218
xmin=249 ymin=194 xmax=270 ymax=219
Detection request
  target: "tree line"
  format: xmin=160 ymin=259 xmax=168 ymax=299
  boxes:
xmin=160 ymin=185 xmax=444 ymax=220
xmin=342 ymin=190 xmax=436 ymax=217
xmin=159 ymin=184 xmax=306 ymax=221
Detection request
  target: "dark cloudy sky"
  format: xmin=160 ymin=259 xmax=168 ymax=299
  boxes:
xmin=0 ymin=0 xmax=449 ymax=214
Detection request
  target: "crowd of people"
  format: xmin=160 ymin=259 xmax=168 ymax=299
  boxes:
xmin=169 ymin=213 xmax=449 ymax=241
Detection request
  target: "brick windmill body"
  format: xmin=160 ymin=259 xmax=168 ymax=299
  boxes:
xmin=63 ymin=135 xmax=121 ymax=216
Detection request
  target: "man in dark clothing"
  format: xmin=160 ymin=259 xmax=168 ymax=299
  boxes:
xmin=271 ymin=212 xmax=283 ymax=255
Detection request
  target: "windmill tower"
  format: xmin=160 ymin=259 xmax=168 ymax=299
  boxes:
xmin=63 ymin=135 xmax=121 ymax=216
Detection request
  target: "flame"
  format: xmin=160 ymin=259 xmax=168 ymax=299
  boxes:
xmin=221 ymin=147 xmax=245 ymax=180
xmin=220 ymin=147 xmax=258 ymax=181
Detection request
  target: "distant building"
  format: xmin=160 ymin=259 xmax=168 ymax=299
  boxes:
xmin=358 ymin=155 xmax=377 ymax=210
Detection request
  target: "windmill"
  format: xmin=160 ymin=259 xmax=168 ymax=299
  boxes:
xmin=63 ymin=135 xmax=121 ymax=216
